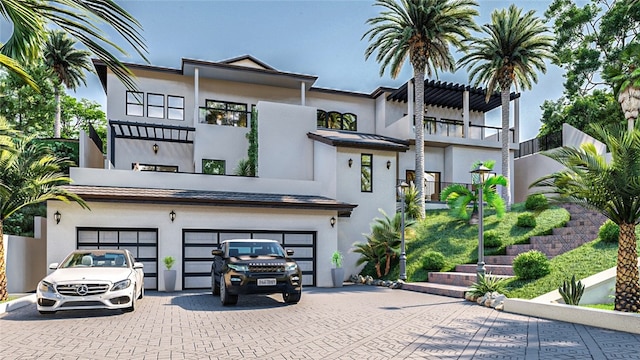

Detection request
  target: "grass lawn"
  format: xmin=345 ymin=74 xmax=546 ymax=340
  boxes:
xmin=582 ymin=303 xmax=615 ymax=311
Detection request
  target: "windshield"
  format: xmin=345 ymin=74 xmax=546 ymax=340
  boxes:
xmin=61 ymin=252 xmax=128 ymax=268
xmin=227 ymin=242 xmax=285 ymax=257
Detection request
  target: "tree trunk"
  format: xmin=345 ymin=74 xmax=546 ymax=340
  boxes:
xmin=500 ymin=88 xmax=511 ymax=210
xmin=615 ymin=222 xmax=640 ymax=312
xmin=0 ymin=220 xmax=7 ymax=301
xmin=619 ymin=86 xmax=640 ymax=132
xmin=414 ymin=69 xmax=426 ymax=219
xmin=54 ymin=86 xmax=61 ymax=138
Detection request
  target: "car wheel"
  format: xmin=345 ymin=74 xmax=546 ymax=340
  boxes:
xmin=212 ymin=272 xmax=220 ymax=296
xmin=123 ymin=289 xmax=136 ymax=313
xmin=283 ymin=290 xmax=301 ymax=304
xmin=38 ymin=310 xmax=56 ymax=315
xmin=138 ymin=285 xmax=144 ymax=299
xmin=220 ymin=275 xmax=237 ymax=306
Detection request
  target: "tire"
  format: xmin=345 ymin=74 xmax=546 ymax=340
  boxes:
xmin=123 ymin=290 xmax=136 ymax=313
xmin=220 ymin=275 xmax=238 ymax=306
xmin=212 ymin=272 xmax=220 ymax=296
xmin=138 ymin=285 xmax=144 ymax=299
xmin=283 ymin=290 xmax=301 ymax=304
xmin=38 ymin=310 xmax=56 ymax=315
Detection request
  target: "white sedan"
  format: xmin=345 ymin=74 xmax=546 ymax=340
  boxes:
xmin=36 ymin=249 xmax=144 ymax=315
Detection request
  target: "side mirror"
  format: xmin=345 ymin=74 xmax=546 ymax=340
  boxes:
xmin=133 ymin=262 xmax=144 ymax=269
xmin=211 ymin=249 xmax=223 ymax=256
xmin=48 ymin=263 xmax=59 ymax=270
xmin=286 ymin=249 xmax=295 ymax=256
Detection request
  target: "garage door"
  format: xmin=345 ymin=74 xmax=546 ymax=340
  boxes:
xmin=77 ymin=228 xmax=158 ymax=290
xmin=183 ymin=230 xmax=316 ymax=289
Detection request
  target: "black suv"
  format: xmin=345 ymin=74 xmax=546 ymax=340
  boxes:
xmin=211 ymin=239 xmax=302 ymax=305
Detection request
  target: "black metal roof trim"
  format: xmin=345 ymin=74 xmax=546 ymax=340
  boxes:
xmin=307 ymin=129 xmax=410 ymax=152
xmin=109 ymin=120 xmax=196 ymax=143
xmin=309 ymin=87 xmax=373 ymax=99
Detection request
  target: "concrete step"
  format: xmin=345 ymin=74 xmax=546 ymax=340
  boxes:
xmin=428 ymin=271 xmax=477 ymax=286
xmin=506 ymin=244 xmax=533 ymax=256
xmin=402 ymin=282 xmax=469 ymax=298
xmin=455 ymin=264 xmax=514 ymax=276
xmin=485 ymin=255 xmax=516 ymax=265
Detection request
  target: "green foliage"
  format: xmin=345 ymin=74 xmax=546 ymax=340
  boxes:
xmin=3 ymin=203 xmax=45 ymax=237
xmin=513 ymin=250 xmax=551 ymax=280
xmin=60 ymin=96 xmax=107 ymax=145
xmin=599 ymin=220 xmax=619 ymax=244
xmin=467 ymin=273 xmax=508 ymax=297
xmin=331 ymin=251 xmax=343 ymax=268
xmin=421 ymin=251 xmax=446 ymax=271
xmin=516 ymin=213 xmax=537 ymax=228
xmin=163 ymin=256 xmax=175 ymax=270
xmin=398 ymin=184 xmax=421 ymax=219
xmin=525 ymin=194 xmax=549 ymax=211
xmin=559 ymin=275 xmax=585 ymax=305
xmin=483 ymin=230 xmax=502 ymax=248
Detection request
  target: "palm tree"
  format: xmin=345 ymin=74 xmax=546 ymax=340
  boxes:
xmin=458 ymin=5 xmax=554 ymax=210
xmin=44 ymin=31 xmax=93 ymax=138
xmin=0 ymin=0 xmax=147 ymax=91
xmin=0 ymin=119 xmax=88 ymax=301
xmin=603 ymin=43 xmax=640 ymax=132
xmin=363 ymin=0 xmax=479 ymax=219
xmin=440 ymin=160 xmax=507 ymax=222
xmin=530 ymin=123 xmax=640 ymax=313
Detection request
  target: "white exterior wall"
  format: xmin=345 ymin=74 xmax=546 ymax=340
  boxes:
xmin=114 ymin=138 xmax=194 ymax=172
xmin=47 ymin=201 xmax=338 ymax=289
xmin=5 ymin=217 xmax=47 ymax=293
xmin=79 ymin=130 xmax=104 ymax=169
xmin=307 ymin=91 xmax=375 ymax=134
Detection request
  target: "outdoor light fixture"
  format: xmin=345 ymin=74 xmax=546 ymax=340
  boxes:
xmin=348 ymin=158 xmax=353 ymax=168
xmin=170 ymin=210 xmax=176 ymax=222
xmin=330 ymin=216 xmax=336 ymax=228
xmin=387 ymin=160 xmax=391 ymax=169
xmin=398 ymin=181 xmax=409 ymax=281
xmin=470 ymin=164 xmax=491 ymax=281
xmin=153 ymin=143 xmax=159 ymax=154
xmin=54 ymin=211 xmax=61 ymax=225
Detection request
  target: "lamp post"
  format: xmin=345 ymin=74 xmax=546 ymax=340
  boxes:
xmin=398 ymin=181 xmax=409 ymax=281
xmin=470 ymin=165 xmax=490 ymax=281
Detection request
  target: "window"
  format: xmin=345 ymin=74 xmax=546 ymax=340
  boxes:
xmin=202 ymin=100 xmax=248 ymax=127
xmin=147 ymin=93 xmax=164 ymax=118
xmin=132 ymin=163 xmax=178 ymax=172
xmin=126 ymin=91 xmax=143 ymax=116
xmin=361 ymin=154 xmax=372 ymax=192
xmin=168 ymin=95 xmax=184 ymax=120
xmin=317 ymin=110 xmax=357 ymax=131
xmin=406 ymin=170 xmax=441 ymax=202
xmin=202 ymin=159 xmax=225 ymax=175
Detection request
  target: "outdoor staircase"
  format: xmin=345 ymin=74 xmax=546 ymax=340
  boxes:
xmin=403 ymin=204 xmax=608 ymax=298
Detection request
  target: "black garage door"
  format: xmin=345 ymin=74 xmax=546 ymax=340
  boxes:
xmin=182 ymin=230 xmax=316 ymax=289
xmin=77 ymin=227 xmax=158 ymax=290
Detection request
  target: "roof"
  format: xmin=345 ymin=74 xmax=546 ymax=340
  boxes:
xmin=109 ymin=120 xmax=196 ymax=143
xmin=63 ymin=185 xmax=357 ymax=216
xmin=307 ymin=129 xmax=409 ymax=152
xmin=387 ymin=79 xmax=521 ymax=113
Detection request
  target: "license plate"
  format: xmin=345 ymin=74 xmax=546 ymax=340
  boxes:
xmin=257 ymin=278 xmax=277 ymax=286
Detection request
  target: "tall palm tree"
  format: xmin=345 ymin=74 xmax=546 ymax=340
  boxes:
xmin=0 ymin=0 xmax=147 ymax=91
xmin=363 ymin=0 xmax=479 ymax=218
xmin=458 ymin=5 xmax=554 ymax=210
xmin=530 ymin=123 xmax=640 ymax=313
xmin=44 ymin=31 xmax=93 ymax=138
xmin=0 ymin=119 xmax=88 ymax=301
xmin=603 ymin=42 xmax=640 ymax=132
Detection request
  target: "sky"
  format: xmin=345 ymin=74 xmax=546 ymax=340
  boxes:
xmin=4 ymin=0 xmax=569 ymax=142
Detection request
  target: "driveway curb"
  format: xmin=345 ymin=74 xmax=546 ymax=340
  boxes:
xmin=0 ymin=294 xmax=36 ymax=314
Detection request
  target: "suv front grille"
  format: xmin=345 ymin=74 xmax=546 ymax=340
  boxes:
xmin=248 ymin=263 xmax=285 ymax=273
xmin=57 ymin=283 xmax=110 ymax=296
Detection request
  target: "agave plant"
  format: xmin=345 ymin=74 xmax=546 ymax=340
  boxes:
xmin=559 ymin=275 xmax=585 ymax=306
xmin=467 ymin=272 xmax=508 ymax=297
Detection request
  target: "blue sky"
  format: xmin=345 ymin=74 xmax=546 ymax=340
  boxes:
xmin=7 ymin=0 xmax=568 ymax=141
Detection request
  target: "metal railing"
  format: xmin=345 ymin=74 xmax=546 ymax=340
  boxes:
xmin=515 ymin=130 xmax=562 ymax=158
xmin=401 ymin=180 xmax=473 ymax=202
xmin=421 ymin=117 xmax=515 ymax=143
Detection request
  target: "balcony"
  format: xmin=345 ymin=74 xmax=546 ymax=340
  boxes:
xmin=198 ymin=107 xmax=251 ymax=127
xmin=424 ymin=118 xmax=515 ymax=143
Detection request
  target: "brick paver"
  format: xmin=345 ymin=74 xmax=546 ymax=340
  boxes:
xmin=1 ymin=286 xmax=639 ymax=359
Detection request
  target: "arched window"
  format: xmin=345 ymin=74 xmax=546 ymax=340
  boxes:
xmin=317 ymin=110 xmax=328 ymax=128
xmin=316 ymin=110 xmax=358 ymax=131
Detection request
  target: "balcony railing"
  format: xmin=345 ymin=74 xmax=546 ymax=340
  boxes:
xmin=199 ymin=107 xmax=250 ymax=127
xmin=515 ymin=130 xmax=562 ymax=158
xmin=420 ymin=117 xmax=515 ymax=143
xmin=399 ymin=180 xmax=473 ymax=202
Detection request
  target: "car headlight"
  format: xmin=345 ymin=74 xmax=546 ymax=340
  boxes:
xmin=286 ymin=263 xmax=298 ymax=271
xmin=38 ymin=281 xmax=55 ymax=293
xmin=111 ymin=279 xmax=131 ymax=291
xmin=228 ymin=264 xmax=249 ymax=272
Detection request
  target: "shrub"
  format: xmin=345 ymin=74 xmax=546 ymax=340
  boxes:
xmin=599 ymin=220 xmax=619 ymax=244
xmin=421 ymin=251 xmax=446 ymax=271
xmin=163 ymin=256 xmax=176 ymax=270
xmin=483 ymin=230 xmax=502 ymax=248
xmin=559 ymin=275 xmax=585 ymax=305
xmin=512 ymin=250 xmax=550 ymax=280
xmin=525 ymin=194 xmax=548 ymax=211
xmin=467 ymin=273 xmax=508 ymax=297
xmin=516 ymin=213 xmax=537 ymax=228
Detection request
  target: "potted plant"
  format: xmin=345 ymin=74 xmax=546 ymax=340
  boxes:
xmin=163 ymin=256 xmax=176 ymax=292
xmin=331 ymin=251 xmax=344 ymax=287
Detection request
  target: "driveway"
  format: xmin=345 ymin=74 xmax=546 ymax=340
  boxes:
xmin=1 ymin=286 xmax=639 ymax=359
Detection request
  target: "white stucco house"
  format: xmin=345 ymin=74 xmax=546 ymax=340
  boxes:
xmin=46 ymin=55 xmax=520 ymax=291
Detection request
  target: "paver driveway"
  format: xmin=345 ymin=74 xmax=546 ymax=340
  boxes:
xmin=1 ymin=286 xmax=639 ymax=359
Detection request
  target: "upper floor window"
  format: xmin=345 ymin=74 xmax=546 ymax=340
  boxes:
xmin=361 ymin=154 xmax=372 ymax=192
xmin=202 ymin=159 xmax=225 ymax=175
xmin=317 ymin=110 xmax=357 ymax=131
xmin=147 ymin=93 xmax=164 ymax=118
xmin=168 ymin=96 xmax=184 ymax=120
xmin=202 ymin=100 xmax=248 ymax=127
xmin=126 ymin=91 xmax=143 ymax=116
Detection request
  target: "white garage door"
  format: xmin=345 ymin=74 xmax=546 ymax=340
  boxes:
xmin=77 ymin=228 xmax=158 ymax=290
xmin=182 ymin=230 xmax=316 ymax=289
